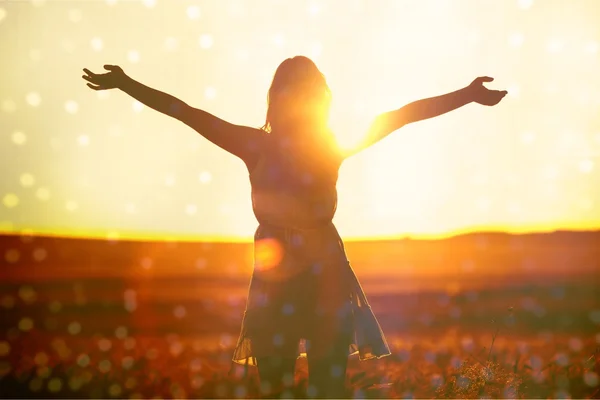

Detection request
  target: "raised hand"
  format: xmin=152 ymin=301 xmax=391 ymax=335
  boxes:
xmin=467 ymin=76 xmax=508 ymax=106
xmin=82 ymin=65 xmax=126 ymax=90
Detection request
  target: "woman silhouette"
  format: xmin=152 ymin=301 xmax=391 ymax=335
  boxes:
xmin=83 ymin=56 xmax=506 ymax=398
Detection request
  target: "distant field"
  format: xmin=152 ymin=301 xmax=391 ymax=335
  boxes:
xmin=0 ymin=232 xmax=599 ymax=398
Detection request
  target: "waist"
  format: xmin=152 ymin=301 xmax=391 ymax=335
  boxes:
xmin=251 ymin=189 xmax=337 ymax=229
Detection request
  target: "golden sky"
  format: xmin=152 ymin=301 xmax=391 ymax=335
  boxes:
xmin=1 ymin=0 xmax=599 ymax=241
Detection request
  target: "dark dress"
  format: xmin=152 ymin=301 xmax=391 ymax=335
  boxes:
xmin=232 ymin=133 xmax=390 ymax=365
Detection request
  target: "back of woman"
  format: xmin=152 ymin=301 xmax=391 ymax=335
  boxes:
xmin=83 ymin=52 xmax=507 ymax=398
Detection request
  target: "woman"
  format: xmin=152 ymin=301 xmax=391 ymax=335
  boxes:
xmin=82 ymin=56 xmax=506 ymax=398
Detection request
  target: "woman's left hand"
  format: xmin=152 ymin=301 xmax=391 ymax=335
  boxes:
xmin=82 ymin=65 xmax=127 ymax=90
xmin=467 ymin=76 xmax=508 ymax=106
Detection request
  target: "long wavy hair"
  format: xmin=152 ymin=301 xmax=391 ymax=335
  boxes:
xmin=261 ymin=56 xmax=332 ymax=136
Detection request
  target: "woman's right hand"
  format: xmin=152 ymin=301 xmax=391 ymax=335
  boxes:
xmin=82 ymin=65 xmax=127 ymax=90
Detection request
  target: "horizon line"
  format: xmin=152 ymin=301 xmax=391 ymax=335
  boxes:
xmin=1 ymin=225 xmax=599 ymax=244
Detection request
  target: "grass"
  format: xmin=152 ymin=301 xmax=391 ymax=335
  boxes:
xmin=1 ymin=326 xmax=599 ymax=399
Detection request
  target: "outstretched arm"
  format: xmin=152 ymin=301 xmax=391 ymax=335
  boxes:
xmin=344 ymin=76 xmax=507 ymax=158
xmin=82 ymin=65 xmax=263 ymax=168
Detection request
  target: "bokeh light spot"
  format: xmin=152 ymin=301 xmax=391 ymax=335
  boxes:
xmin=68 ymin=377 xmax=83 ymax=391
xmin=11 ymin=131 xmax=26 ymax=145
xmin=68 ymin=321 xmax=81 ymax=335
xmin=520 ymin=131 xmax=535 ymax=144
xmin=585 ymin=372 xmax=599 ymax=387
xmin=98 ymin=359 xmax=111 ymax=373
xmin=19 ymin=285 xmax=37 ymax=303
xmin=33 ymin=247 xmax=47 ymax=262
xmin=48 ymin=378 xmax=63 ymax=393
xmin=19 ymin=317 xmax=34 ymax=331
xmin=124 ymin=337 xmax=136 ymax=350
xmin=145 ymin=348 xmax=158 ymax=360
xmin=77 ymin=353 xmax=90 ymax=367
xmin=125 ymin=202 xmax=137 ymax=214
xmin=164 ymin=36 xmax=179 ymax=51
xmin=125 ymin=377 xmax=137 ymax=389
xmin=124 ymin=289 xmax=137 ymax=312
xmin=36 ymin=187 xmax=50 ymax=201
xmin=36 ymin=365 xmax=50 ymax=378
xmin=98 ymin=338 xmax=112 ymax=352
xmin=1 ymin=295 xmax=15 ymax=309
xmin=507 ymin=83 xmax=520 ymax=98
xmin=88 ymin=36 xmax=103 ymax=53
xmin=186 ymin=5 xmax=200 ymax=20
xmin=185 ymin=204 xmax=197 ymax=215
xmin=199 ymin=171 xmax=212 ymax=184
xmin=204 ymin=86 xmax=217 ymax=99
xmin=508 ymin=32 xmax=524 ymax=48
xmin=199 ymin=34 xmax=214 ymax=49
xmin=2 ymin=99 xmax=17 ymax=113
xmin=308 ymin=2 xmax=320 ymax=15
xmin=164 ymin=173 xmax=176 ymax=186
xmin=140 ymin=256 xmax=153 ymax=269
xmin=68 ymin=8 xmax=82 ymax=23
xmin=3 ymin=193 xmax=19 ymax=209
xmin=195 ymin=258 xmax=207 ymax=269
xmin=49 ymin=300 xmax=62 ymax=313
xmin=115 ymin=326 xmax=128 ymax=339
xmin=65 ymin=100 xmax=79 ymax=114
xmin=66 ymin=200 xmax=79 ymax=212
xmin=127 ymin=50 xmax=140 ymax=63
xmin=35 ymin=352 xmax=49 ymax=366
xmin=546 ymin=38 xmax=565 ymax=53
xmin=107 ymin=383 xmax=122 ymax=397
xmin=5 ymin=248 xmax=20 ymax=263
xmin=20 ymin=173 xmax=35 ymax=187
xmin=517 ymin=0 xmax=534 ymax=9
xmin=309 ymin=41 xmax=323 ymax=59
xmin=0 ymin=341 xmax=10 ymax=357
xmin=26 ymin=92 xmax=41 ymax=107
xmin=255 ymin=238 xmax=283 ymax=271
xmin=174 ymin=305 xmax=187 ymax=319
xmin=273 ymin=33 xmax=285 ymax=47
xmin=132 ymin=100 xmax=144 ymax=112
xmin=578 ymin=159 xmax=594 ymax=173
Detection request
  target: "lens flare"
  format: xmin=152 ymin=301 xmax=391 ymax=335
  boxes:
xmin=254 ymin=238 xmax=283 ymax=271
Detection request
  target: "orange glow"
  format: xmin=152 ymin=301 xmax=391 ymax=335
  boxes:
xmin=0 ymin=1 xmax=599 ymax=242
xmin=254 ymin=238 xmax=284 ymax=271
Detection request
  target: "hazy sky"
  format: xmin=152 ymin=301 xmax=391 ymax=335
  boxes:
xmin=1 ymin=0 xmax=599 ymax=241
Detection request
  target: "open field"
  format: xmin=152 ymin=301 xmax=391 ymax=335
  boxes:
xmin=0 ymin=231 xmax=599 ymax=398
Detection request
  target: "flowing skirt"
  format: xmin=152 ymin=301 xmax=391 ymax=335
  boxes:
xmin=232 ymin=222 xmax=391 ymax=366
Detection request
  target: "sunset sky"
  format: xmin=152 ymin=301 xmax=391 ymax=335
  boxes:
xmin=1 ymin=0 xmax=599 ymax=241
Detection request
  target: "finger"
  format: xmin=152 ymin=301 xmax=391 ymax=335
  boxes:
xmin=479 ymin=76 xmax=494 ymax=82
xmin=87 ymin=83 xmax=103 ymax=91
xmin=104 ymin=64 xmax=115 ymax=71
xmin=82 ymin=75 xmax=96 ymax=83
xmin=83 ymin=68 xmax=96 ymax=77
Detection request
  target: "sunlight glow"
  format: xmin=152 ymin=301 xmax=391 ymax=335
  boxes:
xmin=0 ymin=0 xmax=598 ymax=241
